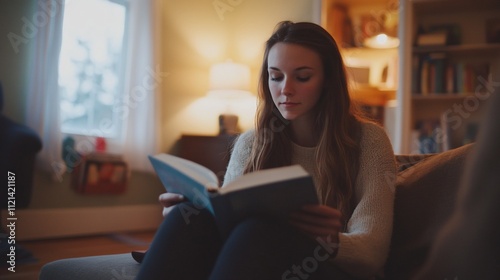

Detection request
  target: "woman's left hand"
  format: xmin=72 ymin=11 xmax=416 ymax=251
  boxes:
xmin=289 ymin=204 xmax=342 ymax=241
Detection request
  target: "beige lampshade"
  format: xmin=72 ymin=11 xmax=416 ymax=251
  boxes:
xmin=206 ymin=60 xmax=253 ymax=135
xmin=207 ymin=60 xmax=252 ymax=98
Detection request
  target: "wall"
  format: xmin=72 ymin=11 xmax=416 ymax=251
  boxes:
xmin=156 ymin=0 xmax=320 ymax=153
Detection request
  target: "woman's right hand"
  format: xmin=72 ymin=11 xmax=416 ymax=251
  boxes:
xmin=159 ymin=192 xmax=186 ymax=217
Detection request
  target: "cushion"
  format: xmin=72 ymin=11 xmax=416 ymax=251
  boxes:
xmin=384 ymin=143 xmax=474 ymax=279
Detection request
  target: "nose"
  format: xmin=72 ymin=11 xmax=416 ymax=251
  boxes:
xmin=281 ymin=77 xmax=294 ymax=96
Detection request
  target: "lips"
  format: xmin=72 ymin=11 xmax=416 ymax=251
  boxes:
xmin=280 ymin=102 xmax=300 ymax=108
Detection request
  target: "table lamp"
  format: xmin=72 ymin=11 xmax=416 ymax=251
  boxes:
xmin=207 ymin=60 xmax=252 ymax=135
xmin=364 ymin=33 xmax=399 ymax=49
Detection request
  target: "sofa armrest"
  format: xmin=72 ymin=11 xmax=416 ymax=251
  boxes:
xmin=385 ymin=144 xmax=474 ymax=279
xmin=0 ymin=114 xmax=42 ymax=209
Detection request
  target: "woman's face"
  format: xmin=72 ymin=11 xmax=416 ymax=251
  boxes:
xmin=267 ymin=42 xmax=324 ymax=123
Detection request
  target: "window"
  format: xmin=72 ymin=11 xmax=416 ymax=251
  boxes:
xmin=58 ymin=0 xmax=128 ymax=138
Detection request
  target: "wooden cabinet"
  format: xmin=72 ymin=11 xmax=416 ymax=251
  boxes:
xmin=178 ymin=134 xmax=238 ymax=184
xmin=401 ymin=0 xmax=500 ymax=153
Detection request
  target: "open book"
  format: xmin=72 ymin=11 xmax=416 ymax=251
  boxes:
xmin=149 ymin=153 xmax=319 ymax=235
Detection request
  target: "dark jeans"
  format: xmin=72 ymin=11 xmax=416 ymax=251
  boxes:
xmin=136 ymin=202 xmax=355 ymax=280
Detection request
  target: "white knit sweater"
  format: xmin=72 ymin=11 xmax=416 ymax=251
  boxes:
xmin=223 ymin=122 xmax=396 ymax=279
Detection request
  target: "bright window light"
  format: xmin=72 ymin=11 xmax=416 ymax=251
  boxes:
xmin=58 ymin=0 xmax=127 ymax=138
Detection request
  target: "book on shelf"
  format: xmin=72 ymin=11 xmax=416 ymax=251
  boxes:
xmin=412 ymin=53 xmax=491 ymax=96
xmin=149 ymin=153 xmax=319 ymax=236
xmin=415 ymin=119 xmax=441 ymax=153
xmin=439 ymin=112 xmax=452 ymax=152
xmin=415 ymin=24 xmax=462 ymax=47
xmin=411 ymin=54 xmax=421 ymax=93
xmin=415 ymin=53 xmax=446 ymax=95
xmin=417 ymin=111 xmax=483 ymax=154
xmin=415 ymin=117 xmax=453 ymax=154
xmin=417 ymin=32 xmax=448 ymax=46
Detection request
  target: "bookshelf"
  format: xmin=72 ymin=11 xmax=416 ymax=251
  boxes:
xmin=321 ymin=0 xmax=399 ymax=124
xmin=400 ymin=0 xmax=500 ymax=153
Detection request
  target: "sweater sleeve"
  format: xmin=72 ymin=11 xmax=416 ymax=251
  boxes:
xmin=332 ymin=122 xmax=397 ymax=279
xmin=222 ymin=130 xmax=254 ymax=187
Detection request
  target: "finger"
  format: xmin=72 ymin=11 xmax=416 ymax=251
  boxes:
xmin=158 ymin=193 xmax=185 ymax=207
xmin=289 ymin=219 xmax=340 ymax=238
xmin=290 ymin=208 xmax=342 ymax=227
xmin=159 ymin=192 xmax=184 ymax=202
xmin=299 ymin=205 xmax=342 ymax=218
xmin=289 ymin=213 xmax=342 ymax=231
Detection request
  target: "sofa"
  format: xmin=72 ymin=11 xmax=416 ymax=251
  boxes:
xmin=0 ymin=81 xmax=43 ymax=209
xmin=40 ymin=91 xmax=500 ymax=279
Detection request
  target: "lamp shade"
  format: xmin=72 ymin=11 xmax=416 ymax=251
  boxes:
xmin=208 ymin=60 xmax=251 ymax=98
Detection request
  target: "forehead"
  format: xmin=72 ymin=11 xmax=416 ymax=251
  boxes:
xmin=267 ymin=42 xmax=321 ymax=70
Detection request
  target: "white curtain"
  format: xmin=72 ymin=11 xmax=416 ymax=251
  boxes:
xmin=26 ymin=0 xmax=160 ymax=176
xmin=120 ymin=0 xmax=161 ymax=172
xmin=26 ymin=0 xmax=66 ymax=181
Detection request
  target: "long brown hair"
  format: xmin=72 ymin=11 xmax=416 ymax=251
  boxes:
xmin=244 ymin=21 xmax=366 ymax=220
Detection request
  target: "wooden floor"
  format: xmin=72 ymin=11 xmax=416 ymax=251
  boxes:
xmin=0 ymin=231 xmax=155 ymax=280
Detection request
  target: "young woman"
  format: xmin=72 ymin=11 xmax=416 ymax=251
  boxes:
xmin=137 ymin=21 xmax=396 ymax=280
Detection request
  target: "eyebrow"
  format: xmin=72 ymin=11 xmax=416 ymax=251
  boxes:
xmin=268 ymin=66 xmax=314 ymax=71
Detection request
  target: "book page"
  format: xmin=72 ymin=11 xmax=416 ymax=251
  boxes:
xmin=149 ymin=154 xmax=219 ymax=188
xmin=219 ymin=165 xmax=309 ymax=195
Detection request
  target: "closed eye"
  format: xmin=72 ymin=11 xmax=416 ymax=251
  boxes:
xmin=297 ymin=76 xmax=311 ymax=82
xmin=270 ymin=75 xmax=283 ymax=82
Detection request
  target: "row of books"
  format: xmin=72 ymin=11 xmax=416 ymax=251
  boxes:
xmin=412 ymin=53 xmax=490 ymax=95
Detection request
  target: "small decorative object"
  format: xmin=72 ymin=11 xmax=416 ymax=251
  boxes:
xmin=95 ymin=136 xmax=106 ymax=152
xmin=219 ymin=114 xmax=239 ymax=135
xmin=62 ymin=135 xmax=81 ymax=172
xmin=417 ymin=32 xmax=448 ymax=46
xmin=72 ymin=153 xmax=128 ymax=194
xmin=417 ymin=24 xmax=462 ymax=46
xmin=486 ymin=18 xmax=500 ymax=43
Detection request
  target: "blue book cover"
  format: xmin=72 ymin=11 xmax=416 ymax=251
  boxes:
xmin=149 ymin=154 xmax=319 ymax=236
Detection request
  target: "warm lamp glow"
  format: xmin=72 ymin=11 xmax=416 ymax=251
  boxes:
xmin=364 ymin=33 xmax=399 ymax=49
xmin=207 ymin=60 xmax=252 ymax=98
xmin=206 ymin=60 xmax=253 ymax=135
